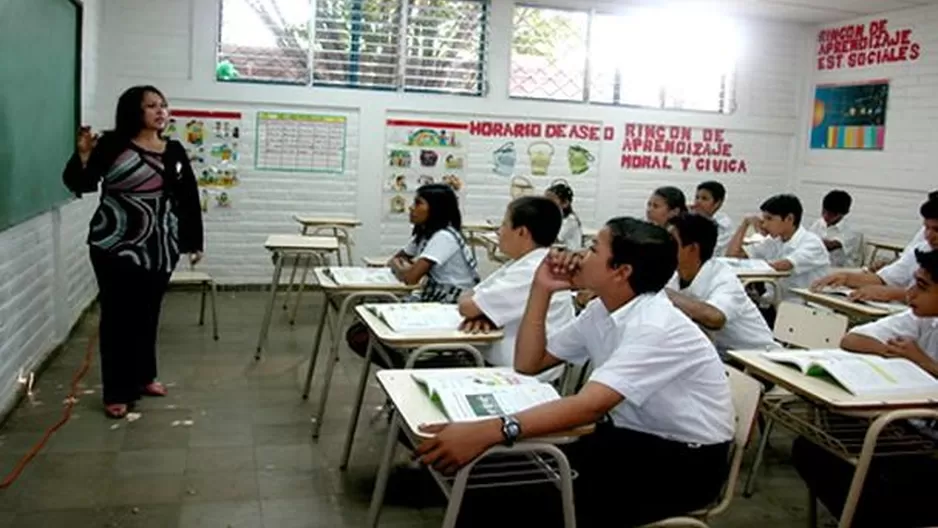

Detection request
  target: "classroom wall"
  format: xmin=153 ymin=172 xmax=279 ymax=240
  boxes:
xmin=93 ymin=0 xmax=808 ymax=283
xmin=794 ymin=4 xmax=938 ymax=244
xmin=0 ymin=0 xmax=101 ymax=416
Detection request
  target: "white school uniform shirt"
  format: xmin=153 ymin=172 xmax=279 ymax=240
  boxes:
xmin=547 ymin=291 xmax=736 ymax=445
xmin=902 ymin=227 xmax=927 ymax=256
xmin=807 ymin=217 xmax=862 ymax=268
xmin=402 ymin=228 xmax=478 ymax=290
xmin=557 ymin=215 xmax=583 ymax=250
xmin=877 ymin=240 xmax=934 ymax=289
xmin=669 ymin=260 xmax=779 ymax=353
xmin=472 ymin=247 xmax=576 ymax=378
xmin=744 ymin=227 xmax=831 ymax=300
xmin=712 ymin=211 xmax=734 ymax=257
xmin=851 ymin=309 xmax=938 ymax=361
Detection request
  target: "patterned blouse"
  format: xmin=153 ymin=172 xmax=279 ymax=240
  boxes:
xmin=64 ymin=136 xmax=203 ymax=274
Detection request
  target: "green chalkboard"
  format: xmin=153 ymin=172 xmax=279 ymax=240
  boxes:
xmin=0 ymin=0 xmax=81 ymax=232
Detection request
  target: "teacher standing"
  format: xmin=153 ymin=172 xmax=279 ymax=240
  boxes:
xmin=63 ymin=85 xmax=203 ymax=418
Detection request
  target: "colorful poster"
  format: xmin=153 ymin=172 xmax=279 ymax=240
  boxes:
xmin=255 ymin=112 xmax=347 ymax=173
xmin=163 ymin=109 xmax=243 ymax=211
xmin=810 ymin=81 xmax=889 ymax=150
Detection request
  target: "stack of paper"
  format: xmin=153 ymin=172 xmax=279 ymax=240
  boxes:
xmin=366 ymin=303 xmax=464 ymax=333
xmin=323 ymin=267 xmax=400 ymax=286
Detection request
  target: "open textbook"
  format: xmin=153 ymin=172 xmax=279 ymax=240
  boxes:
xmin=715 ymin=257 xmax=775 ymax=273
xmin=322 ymin=267 xmax=400 ymax=286
xmin=412 ymin=369 xmax=560 ymax=422
xmin=818 ymin=286 xmax=907 ymax=313
xmin=762 ymin=349 xmax=938 ymax=396
xmin=365 ymin=303 xmax=464 ymax=333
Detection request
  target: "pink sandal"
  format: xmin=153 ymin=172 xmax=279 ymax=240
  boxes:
xmin=104 ymin=404 xmax=128 ymax=419
xmin=141 ymin=382 xmax=168 ymax=397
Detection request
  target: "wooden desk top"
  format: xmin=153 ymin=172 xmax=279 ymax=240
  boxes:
xmin=729 ymin=349 xmax=938 ymax=411
xmin=362 ymin=256 xmax=392 ymax=267
xmin=313 ymin=268 xmax=416 ymax=292
xmin=718 ymin=258 xmax=792 ymax=279
xmin=169 ymin=270 xmax=213 ymax=284
xmin=293 ymin=215 xmax=362 ymax=227
xmin=791 ymin=288 xmax=905 ymax=319
xmin=867 ymin=240 xmax=905 ymax=253
xmin=264 ymin=234 xmax=340 ymax=251
xmin=376 ymin=369 xmax=594 ymax=439
xmin=355 ymin=304 xmax=504 ymax=348
xmin=463 ymin=220 xmax=498 ymax=232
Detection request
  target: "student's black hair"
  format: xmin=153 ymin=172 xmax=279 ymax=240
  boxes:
xmin=822 ymin=190 xmax=852 ymax=216
xmin=929 ymin=190 xmax=938 ymax=201
xmin=921 ymin=197 xmax=938 ymax=221
xmin=604 ymin=217 xmax=677 ymax=295
xmin=508 ymin=196 xmax=562 ymax=247
xmin=915 ymin=249 xmax=938 ymax=283
xmin=668 ymin=212 xmax=719 ymax=263
xmin=653 ymin=186 xmax=688 ymax=213
xmin=412 ymin=183 xmax=462 ymax=242
xmin=696 ymin=181 xmax=726 ymax=203
xmin=114 ymin=85 xmax=166 ymax=141
xmin=546 ymin=182 xmax=580 ymax=223
xmin=760 ymin=194 xmax=804 ymax=226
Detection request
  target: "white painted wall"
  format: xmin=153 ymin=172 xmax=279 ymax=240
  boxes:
xmin=0 ymin=0 xmax=101 ymax=415
xmin=794 ymin=4 xmax=938 ymax=245
xmin=94 ymin=0 xmax=808 ymax=283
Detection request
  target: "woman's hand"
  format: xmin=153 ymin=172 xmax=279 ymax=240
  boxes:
xmin=77 ymin=126 xmax=97 ymax=165
xmin=188 ymin=252 xmax=203 ymax=267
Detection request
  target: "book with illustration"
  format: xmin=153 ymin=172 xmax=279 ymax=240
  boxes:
xmin=762 ymin=349 xmax=938 ymax=396
xmin=412 ymin=369 xmax=560 ymax=422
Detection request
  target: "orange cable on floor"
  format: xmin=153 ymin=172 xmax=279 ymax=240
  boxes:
xmin=0 ymin=329 xmax=98 ymax=489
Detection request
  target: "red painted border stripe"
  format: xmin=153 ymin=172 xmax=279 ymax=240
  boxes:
xmin=386 ymin=119 xmax=468 ymax=129
xmin=171 ymin=109 xmax=242 ymax=119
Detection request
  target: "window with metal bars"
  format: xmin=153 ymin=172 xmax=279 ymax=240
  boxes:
xmin=509 ymin=5 xmax=738 ymax=113
xmin=216 ymin=0 xmax=488 ymax=96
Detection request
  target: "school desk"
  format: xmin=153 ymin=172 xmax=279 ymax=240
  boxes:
xmin=367 ymin=368 xmax=592 ymax=528
xmin=255 ymin=235 xmax=340 ymax=360
xmin=282 ymin=217 xmax=362 ymax=312
xmin=303 ymin=268 xmax=418 ymax=437
xmin=168 ymin=269 xmax=219 ymax=341
xmin=362 ymin=256 xmax=391 ymax=267
xmin=339 ymin=304 xmax=505 ymax=470
xmin=865 ymin=240 xmax=904 ymax=268
xmin=790 ymin=287 xmax=906 ymax=322
xmin=728 ymin=349 xmax=938 ymax=528
xmin=463 ymin=220 xmax=498 ymax=259
xmin=477 ymin=232 xmax=509 ymax=263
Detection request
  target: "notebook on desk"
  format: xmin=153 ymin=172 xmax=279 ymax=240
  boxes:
xmin=322 ymin=267 xmax=400 ymax=286
xmin=412 ymin=369 xmax=560 ymax=422
xmin=762 ymin=349 xmax=938 ymax=396
xmin=365 ymin=303 xmax=464 ymax=333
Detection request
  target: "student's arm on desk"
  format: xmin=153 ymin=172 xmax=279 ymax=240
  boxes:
xmin=390 ymin=257 xmax=431 ymax=285
xmin=842 ymin=333 xmax=938 ymax=377
xmin=666 ymin=289 xmax=726 ymax=330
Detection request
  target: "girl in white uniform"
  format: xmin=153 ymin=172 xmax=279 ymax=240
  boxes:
xmin=546 ymin=182 xmax=583 ymax=250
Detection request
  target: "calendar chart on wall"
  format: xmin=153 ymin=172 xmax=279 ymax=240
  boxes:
xmin=255 ymin=112 xmax=347 ymax=173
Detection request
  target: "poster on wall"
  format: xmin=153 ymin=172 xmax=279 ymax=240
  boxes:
xmin=255 ymin=112 xmax=347 ymax=173
xmin=619 ymin=123 xmax=749 ymax=174
xmin=163 ymin=109 xmax=243 ymax=211
xmin=810 ymin=81 xmax=889 ymax=150
xmin=384 ymin=119 xmax=469 ymax=218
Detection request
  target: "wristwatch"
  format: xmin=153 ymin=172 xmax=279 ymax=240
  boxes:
xmin=500 ymin=415 xmax=522 ymax=446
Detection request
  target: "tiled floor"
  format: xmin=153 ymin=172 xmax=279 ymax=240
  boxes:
xmin=0 ymin=290 xmax=829 ymax=527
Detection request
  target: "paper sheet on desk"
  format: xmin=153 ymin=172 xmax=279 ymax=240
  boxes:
xmin=715 ymin=257 xmax=775 ymax=272
xmin=437 ymin=384 xmax=559 ymax=422
xmin=366 ymin=303 xmax=464 ymax=333
xmin=323 ymin=267 xmax=399 ymax=286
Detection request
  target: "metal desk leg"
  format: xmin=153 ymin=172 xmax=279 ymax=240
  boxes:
xmin=743 ymin=416 xmax=775 ymax=497
xmin=283 ymin=255 xmax=300 ymax=310
xmin=210 ymin=280 xmax=219 ymax=341
xmin=302 ymin=290 xmax=332 ymax=399
xmin=198 ymin=282 xmax=207 ymax=325
xmin=339 ymin=333 xmax=375 ymax=470
xmin=290 ymin=254 xmax=317 ymax=325
xmin=367 ymin=412 xmax=401 ymax=528
xmin=256 ymin=251 xmax=285 ymax=360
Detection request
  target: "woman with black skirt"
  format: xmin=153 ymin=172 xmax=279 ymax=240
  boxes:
xmin=63 ymin=85 xmax=203 ymax=418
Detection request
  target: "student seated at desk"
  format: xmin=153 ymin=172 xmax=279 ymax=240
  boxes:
xmin=726 ymin=194 xmax=830 ymax=301
xmin=812 ymin=195 xmax=938 ymax=303
xmin=545 ymin=182 xmax=582 ymax=250
xmin=808 ymin=190 xmax=862 ymax=268
xmin=457 ymin=196 xmax=576 ymax=378
xmin=347 ymin=183 xmax=479 ymax=364
xmin=792 ymin=248 xmax=938 ymax=528
xmin=868 ymin=190 xmax=937 ymax=272
xmin=692 ymin=180 xmax=733 ymax=257
xmin=645 ymin=185 xmax=688 ymax=227
xmin=666 ymin=213 xmax=779 ymax=357
xmin=416 ymin=217 xmax=735 ymax=527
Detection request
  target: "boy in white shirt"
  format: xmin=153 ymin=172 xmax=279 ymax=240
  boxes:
xmin=692 ymin=180 xmax=733 ymax=257
xmin=726 ymin=194 xmax=831 ymax=301
xmin=416 ymin=217 xmax=735 ymax=527
xmin=666 ymin=212 xmax=779 ymax=357
xmin=812 ymin=195 xmax=938 ymax=303
xmin=457 ymin=196 xmax=576 ymax=376
xmin=793 ymin=249 xmax=938 ymax=528
xmin=808 ymin=190 xmax=862 ymax=268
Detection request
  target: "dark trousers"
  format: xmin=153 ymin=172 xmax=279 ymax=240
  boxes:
xmin=90 ymin=248 xmax=171 ymax=405
xmin=792 ymin=436 xmax=938 ymax=528
xmin=456 ymin=423 xmax=731 ymax=528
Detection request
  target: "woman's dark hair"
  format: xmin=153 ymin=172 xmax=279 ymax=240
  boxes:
xmin=653 ymin=186 xmax=688 ymax=214
xmin=413 ymin=183 xmax=463 ymax=242
xmin=114 ymin=85 xmax=166 ymax=140
xmin=547 ymin=182 xmax=581 ymax=226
